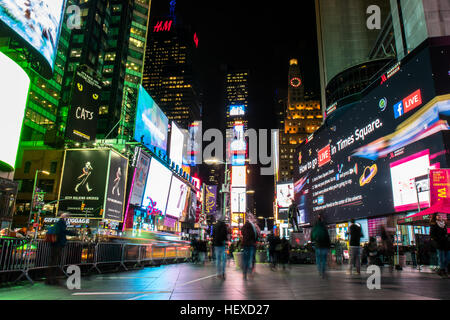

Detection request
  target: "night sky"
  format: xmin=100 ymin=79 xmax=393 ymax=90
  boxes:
xmin=150 ymin=0 xmax=320 ymax=218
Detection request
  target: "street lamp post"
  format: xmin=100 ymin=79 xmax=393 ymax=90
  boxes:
xmin=29 ymin=169 xmax=50 ymax=227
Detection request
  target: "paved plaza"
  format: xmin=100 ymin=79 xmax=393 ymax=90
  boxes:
xmin=0 ymin=262 xmax=449 ymax=300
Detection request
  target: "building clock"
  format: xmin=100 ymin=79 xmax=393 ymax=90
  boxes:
xmin=290 ymin=77 xmax=302 ymax=88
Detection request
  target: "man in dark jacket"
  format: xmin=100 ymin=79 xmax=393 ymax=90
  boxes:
xmin=212 ymin=216 xmax=230 ymax=279
xmin=430 ymin=213 xmax=449 ymax=278
xmin=348 ymin=219 xmax=363 ymax=275
xmin=311 ymin=214 xmax=331 ymax=278
xmin=46 ymin=213 xmax=77 ymax=285
xmin=241 ymin=217 xmax=258 ymax=280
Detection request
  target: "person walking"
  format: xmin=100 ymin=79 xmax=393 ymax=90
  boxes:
xmin=45 ymin=213 xmax=77 ymax=285
xmin=267 ymin=233 xmax=278 ymax=270
xmin=335 ymin=239 xmax=343 ymax=266
xmin=311 ymin=214 xmax=331 ymax=279
xmin=367 ymin=237 xmax=378 ymax=266
xmin=430 ymin=213 xmax=449 ymax=278
xmin=347 ymin=219 xmax=363 ymax=275
xmin=212 ymin=216 xmax=230 ymax=279
xmin=410 ymin=241 xmax=418 ymax=269
xmin=381 ymin=226 xmax=394 ymax=272
xmin=280 ymin=237 xmax=290 ymax=270
xmin=241 ymin=215 xmax=258 ymax=280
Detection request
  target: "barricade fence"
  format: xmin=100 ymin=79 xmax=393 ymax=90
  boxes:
xmin=0 ymin=238 xmax=190 ymax=284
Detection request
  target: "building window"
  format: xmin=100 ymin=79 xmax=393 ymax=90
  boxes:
xmin=50 ymin=161 xmax=57 ymax=174
xmin=24 ymin=161 xmax=31 ymax=174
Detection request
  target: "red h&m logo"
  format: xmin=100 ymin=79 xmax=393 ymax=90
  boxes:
xmin=154 ymin=20 xmax=173 ymax=32
xmin=402 ymin=89 xmax=422 ymax=113
xmin=318 ymin=145 xmax=331 ymax=167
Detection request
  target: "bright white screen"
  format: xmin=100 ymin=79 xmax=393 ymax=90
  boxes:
xmin=0 ymin=52 xmax=30 ymax=170
xmin=277 ymin=183 xmax=294 ymax=208
xmin=166 ymin=176 xmax=189 ymax=218
xmin=231 ymin=166 xmax=246 ymax=187
xmin=231 ymin=187 xmax=246 ymax=213
xmin=142 ymin=158 xmax=172 ymax=214
xmin=169 ymin=121 xmax=184 ymax=167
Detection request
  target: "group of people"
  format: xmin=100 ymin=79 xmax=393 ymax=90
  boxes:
xmin=311 ymin=213 xmax=450 ymax=279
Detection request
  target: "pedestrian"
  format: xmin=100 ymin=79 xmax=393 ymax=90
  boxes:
xmin=212 ymin=215 xmax=230 ymax=279
xmin=381 ymin=226 xmax=394 ymax=272
xmin=430 ymin=213 xmax=449 ymax=278
xmin=347 ymin=219 xmax=363 ymax=275
xmin=198 ymin=239 xmax=207 ymax=264
xmin=280 ymin=237 xmax=290 ymax=270
xmin=45 ymin=213 xmax=77 ymax=285
xmin=267 ymin=233 xmax=278 ymax=270
xmin=190 ymin=237 xmax=198 ymax=263
xmin=311 ymin=214 xmax=331 ymax=279
xmin=367 ymin=237 xmax=378 ymax=266
xmin=335 ymin=239 xmax=343 ymax=265
xmin=241 ymin=215 xmax=258 ymax=280
xmin=410 ymin=241 xmax=417 ymax=268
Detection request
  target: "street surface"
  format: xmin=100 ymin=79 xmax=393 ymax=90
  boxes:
xmin=0 ymin=262 xmax=449 ymax=300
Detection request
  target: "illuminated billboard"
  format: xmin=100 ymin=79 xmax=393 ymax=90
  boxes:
xmin=142 ymin=158 xmax=172 ymax=215
xmin=229 ymin=105 xmax=245 ymax=116
xmin=276 ymin=183 xmax=294 ymax=208
xmin=166 ymin=176 xmax=189 ymax=219
xmin=0 ymin=0 xmax=67 ymax=78
xmin=128 ymin=149 xmax=151 ymax=206
xmin=0 ymin=51 xmax=30 ymax=171
xmin=169 ymin=121 xmax=184 ymax=167
xmin=293 ymin=45 xmax=450 ymax=224
xmin=231 ymin=187 xmax=246 ymax=213
xmin=231 ymin=166 xmax=246 ymax=187
xmin=104 ymin=151 xmax=129 ymax=221
xmin=134 ymin=85 xmax=168 ymax=153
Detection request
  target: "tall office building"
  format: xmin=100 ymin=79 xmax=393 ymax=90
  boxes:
xmin=225 ymin=69 xmax=249 ymax=130
xmin=142 ymin=15 xmax=201 ymax=129
xmin=279 ymin=59 xmax=321 ymax=181
xmin=315 ymin=0 xmax=391 ymax=111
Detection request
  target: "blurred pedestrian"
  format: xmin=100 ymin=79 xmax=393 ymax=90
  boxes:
xmin=381 ymin=226 xmax=394 ymax=272
xmin=410 ymin=241 xmax=417 ymax=268
xmin=45 ymin=213 xmax=77 ymax=285
xmin=311 ymin=214 xmax=331 ymax=279
xmin=335 ymin=239 xmax=343 ymax=265
xmin=212 ymin=215 xmax=230 ymax=279
xmin=347 ymin=219 xmax=363 ymax=275
xmin=241 ymin=215 xmax=258 ymax=280
xmin=280 ymin=237 xmax=290 ymax=270
xmin=430 ymin=213 xmax=449 ymax=278
xmin=268 ymin=233 xmax=278 ymax=270
xmin=367 ymin=237 xmax=378 ymax=266
xmin=198 ymin=239 xmax=207 ymax=264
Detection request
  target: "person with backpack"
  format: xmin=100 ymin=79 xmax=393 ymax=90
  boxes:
xmin=348 ymin=219 xmax=363 ymax=275
xmin=311 ymin=214 xmax=331 ymax=279
xmin=212 ymin=215 xmax=230 ymax=279
xmin=241 ymin=214 xmax=258 ymax=280
xmin=45 ymin=213 xmax=77 ymax=285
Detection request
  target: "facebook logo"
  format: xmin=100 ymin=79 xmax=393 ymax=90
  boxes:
xmin=393 ymin=101 xmax=404 ymax=119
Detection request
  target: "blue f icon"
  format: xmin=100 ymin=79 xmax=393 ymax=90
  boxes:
xmin=393 ymin=101 xmax=404 ymax=119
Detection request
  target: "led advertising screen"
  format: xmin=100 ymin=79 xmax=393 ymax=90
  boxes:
xmin=231 ymin=187 xmax=246 ymax=213
xmin=142 ymin=158 xmax=172 ymax=215
xmin=58 ymin=149 xmax=110 ymax=217
xmin=277 ymin=183 xmax=294 ymax=208
xmin=0 ymin=0 xmax=67 ymax=77
xmin=103 ymin=151 xmax=128 ymax=221
xmin=231 ymin=166 xmax=246 ymax=187
xmin=129 ymin=149 xmax=151 ymax=206
xmin=134 ymin=85 xmax=168 ymax=153
xmin=65 ymin=69 xmax=102 ymax=142
xmin=165 ymin=176 xmax=189 ymax=219
xmin=293 ymin=46 xmax=450 ymax=224
xmin=169 ymin=121 xmax=184 ymax=167
xmin=229 ymin=105 xmax=245 ymax=116
xmin=188 ymin=121 xmax=202 ymax=166
xmin=0 ymin=51 xmax=30 ymax=171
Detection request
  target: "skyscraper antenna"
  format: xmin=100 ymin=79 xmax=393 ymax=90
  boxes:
xmin=170 ymin=0 xmax=176 ymax=22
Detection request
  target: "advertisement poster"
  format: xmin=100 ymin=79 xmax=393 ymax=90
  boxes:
xmin=429 ymin=169 xmax=450 ymax=205
xmin=104 ymin=151 xmax=128 ymax=221
xmin=142 ymin=158 xmax=172 ymax=215
xmin=169 ymin=121 xmax=184 ymax=167
xmin=293 ymin=46 xmax=449 ymax=224
xmin=184 ymin=191 xmax=197 ymax=223
xmin=65 ymin=69 xmax=102 ymax=142
xmin=0 ymin=0 xmax=66 ymax=75
xmin=58 ymin=149 xmax=109 ymax=217
xmin=205 ymin=185 xmax=217 ymax=215
xmin=231 ymin=166 xmax=246 ymax=187
xmin=231 ymin=187 xmax=246 ymax=213
xmin=134 ymin=85 xmax=168 ymax=152
xmin=166 ymin=176 xmax=189 ymax=219
xmin=277 ymin=183 xmax=294 ymax=208
xmin=129 ymin=149 xmax=151 ymax=206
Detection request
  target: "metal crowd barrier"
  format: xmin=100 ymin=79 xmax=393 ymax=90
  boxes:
xmin=0 ymin=238 xmax=191 ymax=285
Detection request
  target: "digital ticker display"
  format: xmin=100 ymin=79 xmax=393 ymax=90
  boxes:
xmin=294 ymin=46 xmax=450 ymax=224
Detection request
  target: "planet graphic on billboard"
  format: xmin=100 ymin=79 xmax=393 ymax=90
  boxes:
xmin=359 ymin=164 xmax=378 ymax=186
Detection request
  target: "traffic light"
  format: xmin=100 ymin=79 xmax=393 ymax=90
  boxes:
xmin=99 ymin=209 xmax=104 ymax=216
xmin=81 ymin=202 xmax=86 ymax=211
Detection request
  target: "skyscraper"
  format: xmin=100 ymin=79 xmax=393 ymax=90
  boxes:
xmin=142 ymin=14 xmax=201 ymax=129
xmin=225 ymin=69 xmax=249 ymax=130
xmin=279 ymin=59 xmax=321 ymax=181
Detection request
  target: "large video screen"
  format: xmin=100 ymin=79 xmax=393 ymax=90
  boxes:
xmin=169 ymin=121 xmax=184 ymax=167
xmin=165 ymin=176 xmax=189 ymax=218
xmin=231 ymin=166 xmax=246 ymax=187
xmin=134 ymin=85 xmax=168 ymax=153
xmin=231 ymin=187 xmax=246 ymax=213
xmin=0 ymin=0 xmax=66 ymax=77
xmin=129 ymin=148 xmax=151 ymax=206
xmin=104 ymin=151 xmax=128 ymax=221
xmin=277 ymin=183 xmax=294 ymax=208
xmin=293 ymin=46 xmax=450 ymax=224
xmin=142 ymin=158 xmax=172 ymax=215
